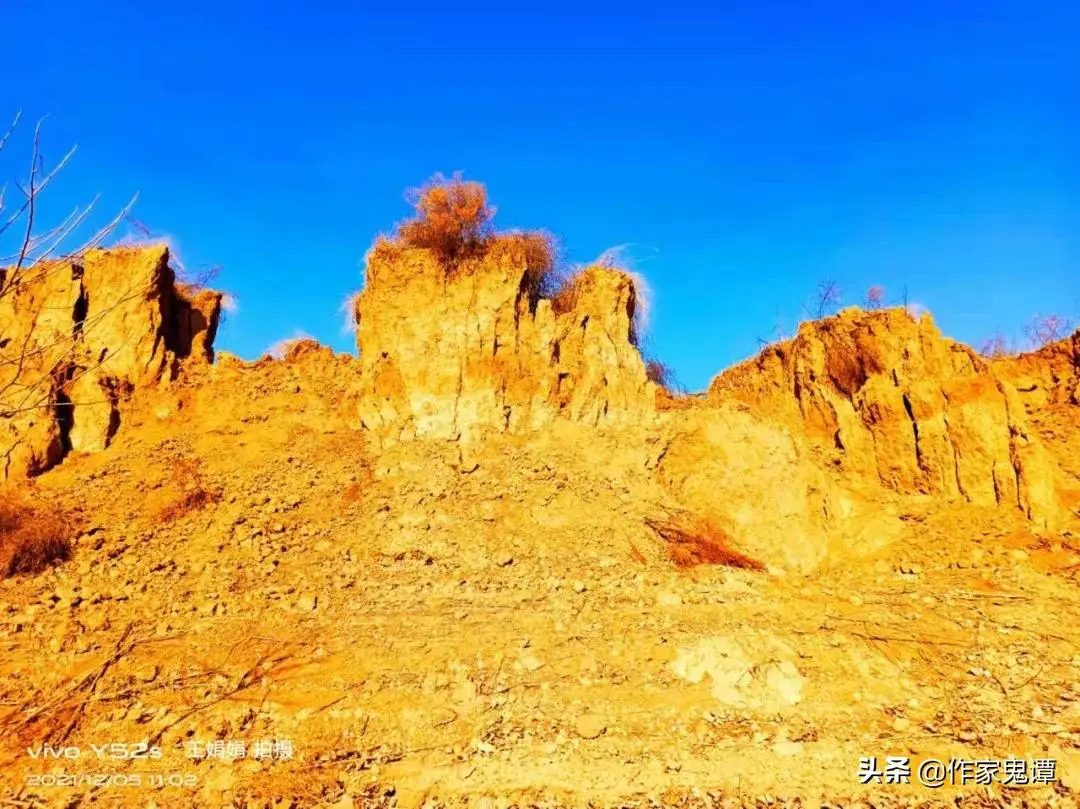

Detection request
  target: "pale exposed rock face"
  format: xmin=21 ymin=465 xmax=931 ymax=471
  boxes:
xmin=0 ymin=245 xmax=220 ymax=479
xmin=354 ymin=243 xmax=656 ymax=444
xmin=708 ymin=308 xmax=1059 ymax=527
xmin=354 ymin=248 xmax=1064 ymax=561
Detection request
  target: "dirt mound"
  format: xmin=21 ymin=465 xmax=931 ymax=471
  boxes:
xmin=0 ymin=246 xmax=220 ymax=480
xmin=355 ymin=242 xmax=655 ymax=445
xmin=708 ymin=307 xmax=1061 ymax=528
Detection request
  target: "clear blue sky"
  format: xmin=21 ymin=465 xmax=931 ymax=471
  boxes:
xmin=3 ymin=0 xmax=1077 ymax=391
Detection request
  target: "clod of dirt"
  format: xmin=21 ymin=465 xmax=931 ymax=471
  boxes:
xmin=575 ymin=713 xmax=607 ymax=739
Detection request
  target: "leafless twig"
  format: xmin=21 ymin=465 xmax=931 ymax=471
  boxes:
xmin=804 ymin=279 xmax=842 ymax=320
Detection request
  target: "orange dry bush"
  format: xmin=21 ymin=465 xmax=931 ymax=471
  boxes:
xmin=397 ymin=172 xmax=495 ymax=272
xmin=493 ymin=231 xmax=560 ymax=313
xmin=0 ymin=497 xmax=72 ymax=577
xmin=490 ymin=230 xmax=559 ymax=304
xmin=550 ymin=271 xmax=588 ymax=316
xmin=646 ymin=517 xmax=765 ymax=571
xmin=374 ymin=176 xmax=561 ymax=294
xmin=156 ymin=457 xmax=221 ymax=523
xmin=516 ymin=231 xmax=557 ymax=277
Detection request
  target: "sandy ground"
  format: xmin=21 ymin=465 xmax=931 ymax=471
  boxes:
xmin=2 ymin=362 xmax=1079 ymax=809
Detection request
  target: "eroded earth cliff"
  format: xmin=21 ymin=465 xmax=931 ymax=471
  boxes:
xmin=0 ymin=234 xmax=1078 ymax=809
xmin=0 ymin=246 xmax=220 ymax=479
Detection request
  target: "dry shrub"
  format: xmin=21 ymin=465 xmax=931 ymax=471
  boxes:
xmin=501 ymin=231 xmax=557 ymax=275
xmin=494 ymin=230 xmax=559 ymax=304
xmin=645 ymin=517 xmax=765 ymax=571
xmin=0 ymin=496 xmax=72 ymax=577
xmin=1023 ymin=313 xmax=1073 ymax=349
xmin=980 ymin=332 xmax=1016 ymax=359
xmin=550 ymin=271 xmax=589 ymax=316
xmin=378 ymin=174 xmax=560 ymax=292
xmin=646 ymin=358 xmax=691 ymax=409
xmin=645 ymin=359 xmax=675 ymax=391
xmin=864 ymin=285 xmax=885 ymax=310
xmin=174 ymin=262 xmax=222 ymax=298
xmin=397 ymin=172 xmax=495 ymax=272
xmin=156 ymin=457 xmax=221 ymax=523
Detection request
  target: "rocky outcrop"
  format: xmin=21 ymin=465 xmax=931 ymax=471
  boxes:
xmin=708 ymin=308 xmax=1059 ymax=527
xmin=0 ymin=245 xmax=221 ymax=479
xmin=353 ymin=238 xmax=1066 ymax=552
xmin=354 ymin=241 xmax=656 ymax=444
xmin=992 ymin=329 xmax=1080 ymax=408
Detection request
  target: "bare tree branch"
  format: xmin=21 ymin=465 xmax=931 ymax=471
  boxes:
xmin=12 ymin=118 xmax=44 ymax=276
xmin=0 ymin=139 xmax=78 ymax=242
xmin=18 ymin=200 xmax=96 ymax=256
xmin=0 ymin=110 xmax=20 ymax=155
xmin=1022 ymin=313 xmax=1073 ymax=350
xmin=804 ymin=279 xmax=842 ymax=320
xmin=980 ymin=332 xmax=1014 ymax=359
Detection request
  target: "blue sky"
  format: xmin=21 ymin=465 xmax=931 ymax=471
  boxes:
xmin=2 ymin=0 xmax=1077 ymax=391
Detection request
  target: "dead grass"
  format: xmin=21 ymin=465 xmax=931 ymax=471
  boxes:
xmin=645 ymin=517 xmax=765 ymax=571
xmin=0 ymin=496 xmax=72 ymax=577
xmin=646 ymin=358 xmax=693 ymax=410
xmin=156 ymin=457 xmax=222 ymax=523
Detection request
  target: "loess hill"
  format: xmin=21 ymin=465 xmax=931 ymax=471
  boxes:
xmin=0 ymin=203 xmax=1079 ymax=809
